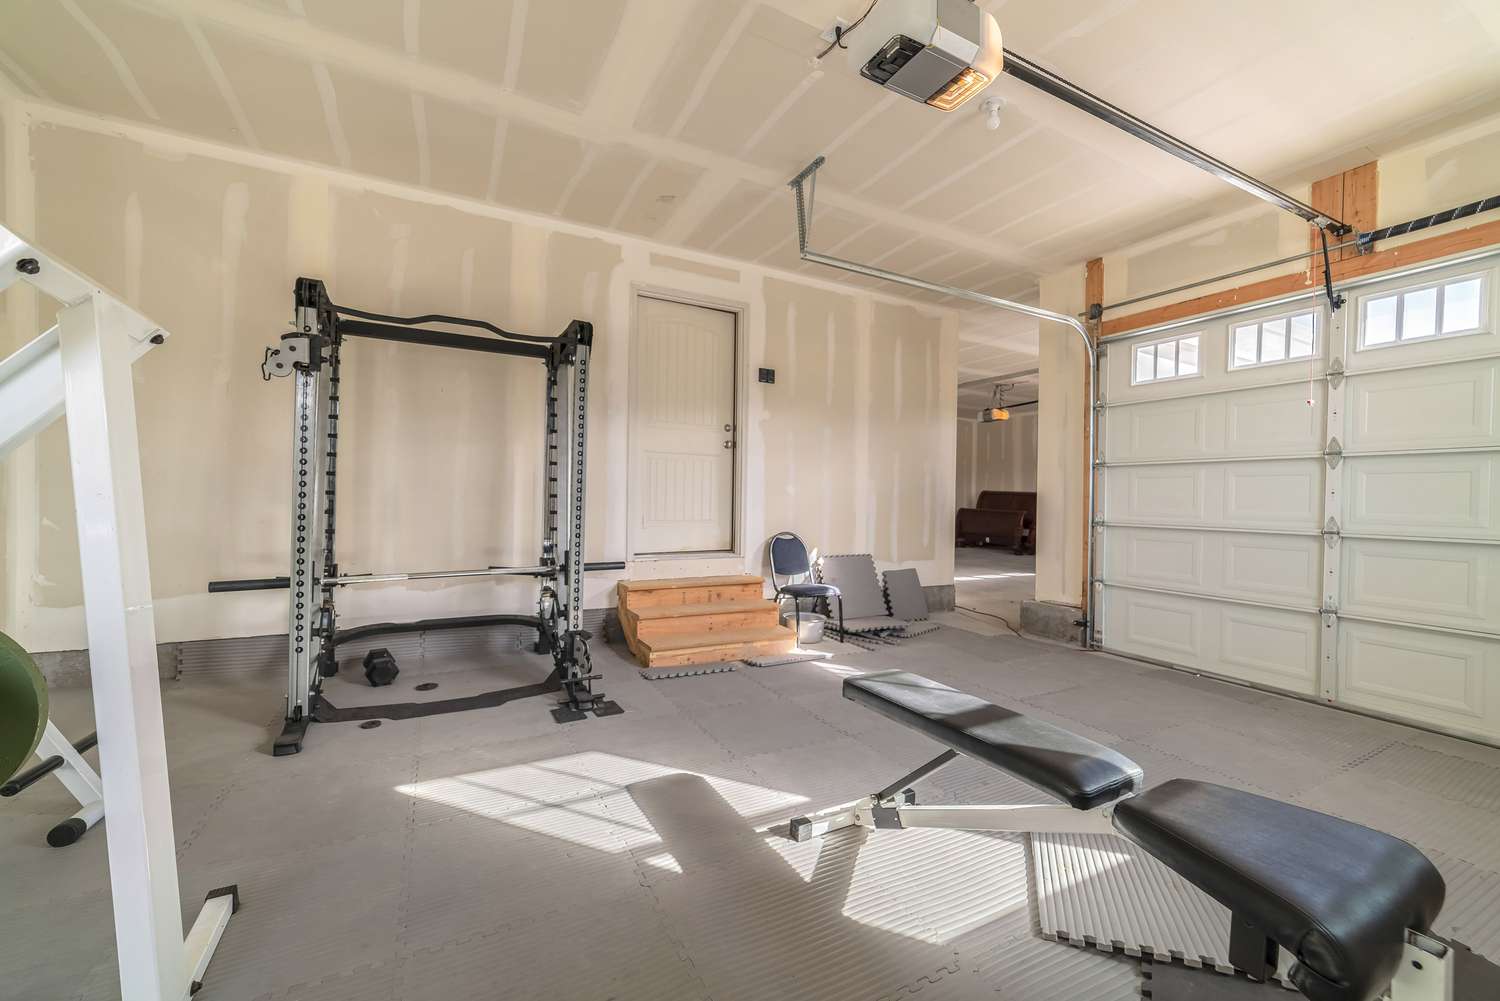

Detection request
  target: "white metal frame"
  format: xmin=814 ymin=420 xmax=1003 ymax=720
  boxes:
xmin=789 ymin=745 xmax=1452 ymax=1001
xmin=29 ymin=719 xmax=106 ymax=841
xmin=0 ymin=222 xmax=235 ymax=1001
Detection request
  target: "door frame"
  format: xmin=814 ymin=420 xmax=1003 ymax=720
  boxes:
xmin=626 ymin=284 xmax=750 ymax=560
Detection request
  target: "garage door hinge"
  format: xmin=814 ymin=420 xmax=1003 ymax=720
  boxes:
xmin=1324 ymin=436 xmax=1343 ymax=469
xmin=1323 ymin=516 xmax=1341 ymax=547
xmin=1321 ymin=599 xmax=1339 ymax=616
xmin=1326 ymin=359 xmax=1344 ymax=389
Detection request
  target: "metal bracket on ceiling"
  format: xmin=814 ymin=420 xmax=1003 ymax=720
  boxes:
xmin=1324 ymin=436 xmax=1344 ymax=469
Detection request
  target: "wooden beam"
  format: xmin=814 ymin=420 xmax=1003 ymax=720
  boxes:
xmin=1309 ymin=172 xmax=1346 ymax=267
xmin=1082 ymin=258 xmax=1103 ymax=610
xmin=1102 ymin=215 xmax=1500 ymax=338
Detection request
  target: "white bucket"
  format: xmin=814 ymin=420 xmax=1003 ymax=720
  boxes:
xmin=779 ymin=604 xmax=825 ymax=644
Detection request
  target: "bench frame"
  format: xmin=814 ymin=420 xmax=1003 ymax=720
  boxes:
xmin=789 ymin=736 xmax=1458 ymax=1001
xmin=789 ymin=749 xmax=1121 ymax=843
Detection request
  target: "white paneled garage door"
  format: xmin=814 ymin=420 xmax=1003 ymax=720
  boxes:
xmin=1098 ymin=251 xmax=1500 ymax=742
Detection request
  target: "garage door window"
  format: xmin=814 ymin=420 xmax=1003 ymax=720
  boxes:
xmin=1133 ymin=333 xmax=1200 ymax=384
xmin=1360 ymin=274 xmax=1486 ymax=349
xmin=1230 ymin=309 xmax=1317 ymax=369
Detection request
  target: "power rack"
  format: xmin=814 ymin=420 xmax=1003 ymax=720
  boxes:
xmin=212 ymin=278 xmax=622 ymax=754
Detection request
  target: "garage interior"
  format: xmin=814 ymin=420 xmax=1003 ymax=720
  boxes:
xmin=1 ymin=2 xmax=1499 ymax=1000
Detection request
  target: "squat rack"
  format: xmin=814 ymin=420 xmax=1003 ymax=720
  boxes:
xmin=212 ymin=278 xmax=622 ymax=755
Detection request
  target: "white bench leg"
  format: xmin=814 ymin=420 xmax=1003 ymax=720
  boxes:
xmin=1390 ymin=933 xmax=1454 ymax=1001
xmin=183 ymin=887 xmax=239 ymax=998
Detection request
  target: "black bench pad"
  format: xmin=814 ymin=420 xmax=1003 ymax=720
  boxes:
xmin=843 ymin=671 xmax=1143 ymax=810
xmin=1113 ymin=779 xmax=1445 ymax=1001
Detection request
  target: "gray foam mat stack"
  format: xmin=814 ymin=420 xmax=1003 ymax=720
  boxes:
xmin=815 ymin=554 xmax=920 ymax=637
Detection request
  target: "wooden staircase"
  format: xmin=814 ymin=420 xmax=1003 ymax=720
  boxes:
xmin=617 ymin=575 xmax=797 ymax=670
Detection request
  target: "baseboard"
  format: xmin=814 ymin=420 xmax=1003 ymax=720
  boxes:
xmin=923 ymin=584 xmax=956 ymax=611
xmin=36 ymin=607 xmax=623 ymax=686
xmin=1019 ymin=600 xmax=1085 ymax=645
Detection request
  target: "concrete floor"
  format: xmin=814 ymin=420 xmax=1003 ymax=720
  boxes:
xmin=5 ymin=623 xmax=1499 ymax=1000
xmin=953 ymin=546 xmax=1035 ymax=628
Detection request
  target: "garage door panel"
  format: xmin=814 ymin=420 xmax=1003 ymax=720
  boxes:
xmin=1107 ymin=382 xmax=1324 ymax=462
xmin=1344 ymin=453 xmax=1499 ymax=538
xmin=1103 ymin=587 xmax=1318 ymax=695
xmin=1344 ymin=360 xmax=1499 ymax=452
xmin=1107 ymin=459 xmax=1323 ymax=530
xmin=1105 ymin=527 xmax=1320 ymax=606
xmin=1343 ymin=539 xmax=1499 ymax=631
xmin=1338 ymin=621 xmax=1499 ymax=738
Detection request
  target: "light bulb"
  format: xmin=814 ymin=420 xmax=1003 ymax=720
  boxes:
xmin=983 ymin=98 xmax=1005 ymax=131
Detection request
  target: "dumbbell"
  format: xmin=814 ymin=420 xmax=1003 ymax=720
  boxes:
xmin=362 ymin=648 xmax=399 ymax=687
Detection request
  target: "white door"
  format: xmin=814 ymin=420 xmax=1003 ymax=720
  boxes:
xmin=631 ymin=296 xmax=737 ymax=554
xmin=1097 ymin=252 xmax=1500 ymax=742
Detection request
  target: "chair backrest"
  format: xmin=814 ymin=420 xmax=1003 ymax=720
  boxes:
xmin=769 ymin=532 xmax=811 ymax=588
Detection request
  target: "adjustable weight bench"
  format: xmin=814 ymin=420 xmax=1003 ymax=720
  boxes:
xmin=790 ymin=671 xmax=1452 ymax=1001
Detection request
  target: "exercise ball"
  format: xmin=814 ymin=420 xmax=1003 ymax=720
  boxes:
xmin=0 ymin=630 xmax=47 ymax=783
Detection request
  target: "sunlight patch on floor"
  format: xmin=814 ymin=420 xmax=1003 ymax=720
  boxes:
xmin=397 ymin=751 xmax=807 ymax=855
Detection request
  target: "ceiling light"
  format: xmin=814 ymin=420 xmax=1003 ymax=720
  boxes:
xmin=983 ymin=97 xmax=1004 ymax=131
xmin=978 ymin=382 xmax=1012 ymax=422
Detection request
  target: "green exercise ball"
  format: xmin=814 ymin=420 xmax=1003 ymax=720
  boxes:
xmin=0 ymin=630 xmax=47 ymax=784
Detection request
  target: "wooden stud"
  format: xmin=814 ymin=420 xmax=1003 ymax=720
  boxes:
xmin=1101 ymin=216 xmax=1500 ymax=338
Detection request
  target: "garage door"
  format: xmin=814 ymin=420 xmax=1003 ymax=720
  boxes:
xmin=1097 ymin=251 xmax=1500 ymax=743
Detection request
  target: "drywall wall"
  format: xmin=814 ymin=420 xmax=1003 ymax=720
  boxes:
xmin=1099 ymin=109 xmax=1500 ymax=324
xmin=1034 ymin=269 xmax=1087 ymax=609
xmin=956 ymin=411 xmax=1038 ymax=509
xmin=0 ymin=111 xmax=957 ymax=652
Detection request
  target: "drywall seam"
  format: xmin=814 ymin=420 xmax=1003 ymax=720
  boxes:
xmin=502 ymin=0 xmax=528 ymax=92
xmin=129 ymin=0 xmax=1035 ymax=267
xmin=16 ymin=96 xmax=960 ymax=319
xmin=666 ymin=3 xmax=755 ymax=139
xmin=180 ymin=15 xmax=261 ymax=149
xmin=59 ymin=0 xmax=161 ymax=122
xmin=310 ymin=63 xmax=352 ymax=169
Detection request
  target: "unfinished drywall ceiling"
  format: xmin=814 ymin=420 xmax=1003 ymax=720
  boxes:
xmin=2 ymin=0 xmax=1499 ymax=319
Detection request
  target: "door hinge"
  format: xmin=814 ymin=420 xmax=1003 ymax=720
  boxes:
xmin=1322 ymin=516 xmax=1341 ymax=548
xmin=1326 ymin=359 xmax=1344 ymax=390
xmin=1324 ymin=436 xmax=1343 ymax=469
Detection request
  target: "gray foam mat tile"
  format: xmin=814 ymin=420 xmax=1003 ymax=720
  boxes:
xmin=1137 ymin=720 xmax=1342 ymax=798
xmin=1142 ymin=959 xmax=1291 ymax=998
xmin=1350 ymin=741 xmax=1500 ymax=813
xmin=396 ymin=898 xmax=707 ymax=1001
xmin=970 ymin=919 xmax=1142 ymax=1001
xmin=817 ymin=553 xmax=890 ymax=619
xmin=841 ymin=615 xmax=909 ymax=634
xmin=884 ymin=567 xmax=931 ymax=620
xmin=1428 ymin=849 xmax=1500 ymax=961
xmin=188 ymin=829 xmax=408 ymax=999
xmin=399 ymin=811 xmax=643 ymax=951
xmin=1293 ymin=771 xmax=1500 ymax=872
xmin=742 ymin=650 xmax=833 ymax=667
xmin=1033 ymin=833 xmax=1242 ymax=974
xmin=641 ymin=661 xmax=737 ymax=679
xmin=900 ymin=621 xmax=941 ymax=637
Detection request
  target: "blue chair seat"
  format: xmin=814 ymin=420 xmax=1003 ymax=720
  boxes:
xmin=780 ymin=582 xmax=840 ymax=598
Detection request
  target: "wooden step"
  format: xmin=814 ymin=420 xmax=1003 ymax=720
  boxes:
xmin=638 ymin=624 xmax=797 ymax=669
xmin=630 ymin=600 xmax=780 ymax=645
xmin=618 ymin=575 xmax=764 ymax=612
